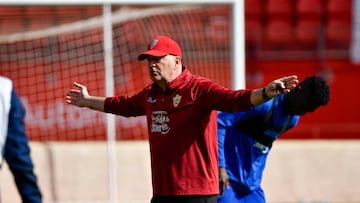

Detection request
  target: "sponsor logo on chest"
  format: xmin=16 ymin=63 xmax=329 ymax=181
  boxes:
xmin=148 ymin=94 xmax=182 ymax=135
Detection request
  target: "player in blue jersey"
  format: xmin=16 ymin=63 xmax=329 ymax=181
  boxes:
xmin=217 ymin=75 xmax=330 ymax=203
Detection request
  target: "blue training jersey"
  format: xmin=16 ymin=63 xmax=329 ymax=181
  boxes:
xmin=218 ymin=94 xmax=299 ymax=193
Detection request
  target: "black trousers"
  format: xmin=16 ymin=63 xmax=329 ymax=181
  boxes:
xmin=151 ymin=195 xmax=218 ymax=203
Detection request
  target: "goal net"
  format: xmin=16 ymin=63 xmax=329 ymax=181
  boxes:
xmin=0 ymin=4 xmax=233 ymax=141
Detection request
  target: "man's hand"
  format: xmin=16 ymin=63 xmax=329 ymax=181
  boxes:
xmin=66 ymin=82 xmax=106 ymax=112
xmin=219 ymin=166 xmax=229 ymax=196
xmin=265 ymin=75 xmax=299 ymax=97
xmin=251 ymin=75 xmax=299 ymax=105
xmin=66 ymin=82 xmax=90 ymax=107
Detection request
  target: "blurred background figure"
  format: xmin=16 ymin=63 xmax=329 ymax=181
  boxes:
xmin=0 ymin=76 xmax=42 ymax=203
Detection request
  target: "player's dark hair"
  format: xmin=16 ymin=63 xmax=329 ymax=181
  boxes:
xmin=302 ymin=76 xmax=330 ymax=107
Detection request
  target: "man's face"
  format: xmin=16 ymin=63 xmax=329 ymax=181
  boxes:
xmin=146 ymin=55 xmax=178 ymax=82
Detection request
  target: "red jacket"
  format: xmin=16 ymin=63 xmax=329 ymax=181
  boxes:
xmin=105 ymin=69 xmax=253 ymax=195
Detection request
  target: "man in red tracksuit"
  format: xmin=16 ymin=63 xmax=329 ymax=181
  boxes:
xmin=66 ymin=35 xmax=298 ymax=203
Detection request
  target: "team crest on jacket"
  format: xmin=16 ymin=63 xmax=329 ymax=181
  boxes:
xmin=173 ymin=94 xmax=182 ymax=108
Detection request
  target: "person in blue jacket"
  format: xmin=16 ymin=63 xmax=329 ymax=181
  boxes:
xmin=0 ymin=76 xmax=42 ymax=203
xmin=217 ymin=75 xmax=330 ymax=203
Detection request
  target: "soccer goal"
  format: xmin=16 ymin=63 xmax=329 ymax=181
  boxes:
xmin=0 ymin=1 xmax=244 ymax=202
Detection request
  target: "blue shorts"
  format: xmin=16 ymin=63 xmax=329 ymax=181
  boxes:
xmin=218 ymin=185 xmax=265 ymax=203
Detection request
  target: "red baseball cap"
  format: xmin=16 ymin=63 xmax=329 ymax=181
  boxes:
xmin=138 ymin=35 xmax=182 ymax=61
